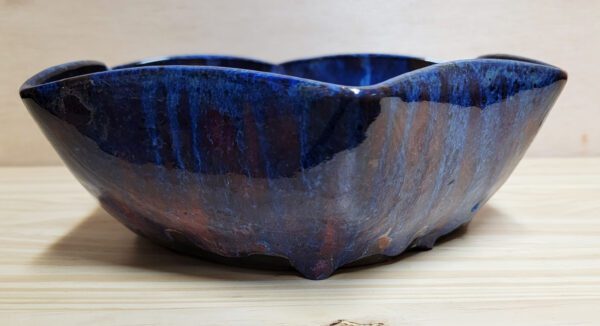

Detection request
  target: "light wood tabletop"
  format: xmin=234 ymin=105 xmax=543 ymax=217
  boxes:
xmin=1 ymin=158 xmax=599 ymax=325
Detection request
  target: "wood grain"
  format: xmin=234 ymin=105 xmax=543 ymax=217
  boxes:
xmin=0 ymin=158 xmax=599 ymax=325
xmin=1 ymin=0 xmax=599 ymax=165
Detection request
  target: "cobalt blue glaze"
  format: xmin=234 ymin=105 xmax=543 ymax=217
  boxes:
xmin=20 ymin=54 xmax=567 ymax=279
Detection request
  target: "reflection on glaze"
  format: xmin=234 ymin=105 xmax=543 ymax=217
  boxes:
xmin=20 ymin=54 xmax=567 ymax=279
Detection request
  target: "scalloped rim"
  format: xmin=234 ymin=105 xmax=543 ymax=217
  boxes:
xmin=20 ymin=53 xmax=567 ymax=95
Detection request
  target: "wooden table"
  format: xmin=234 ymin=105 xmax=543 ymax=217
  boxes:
xmin=1 ymin=158 xmax=599 ymax=325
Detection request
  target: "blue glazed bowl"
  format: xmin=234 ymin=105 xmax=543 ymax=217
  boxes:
xmin=20 ymin=54 xmax=566 ymax=279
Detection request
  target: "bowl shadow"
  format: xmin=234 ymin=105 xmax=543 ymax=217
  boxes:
xmin=36 ymin=204 xmax=506 ymax=280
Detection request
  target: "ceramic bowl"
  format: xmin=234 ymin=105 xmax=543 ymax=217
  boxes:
xmin=20 ymin=54 xmax=567 ymax=279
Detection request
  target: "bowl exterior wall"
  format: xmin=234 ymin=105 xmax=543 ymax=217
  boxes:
xmin=21 ymin=60 xmax=566 ymax=279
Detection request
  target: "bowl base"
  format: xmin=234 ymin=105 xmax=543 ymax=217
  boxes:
xmin=139 ymin=220 xmax=471 ymax=278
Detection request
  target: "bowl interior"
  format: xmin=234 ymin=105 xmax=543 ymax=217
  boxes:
xmin=113 ymin=54 xmax=435 ymax=87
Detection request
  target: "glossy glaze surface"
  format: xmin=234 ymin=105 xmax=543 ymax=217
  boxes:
xmin=20 ymin=54 xmax=567 ymax=279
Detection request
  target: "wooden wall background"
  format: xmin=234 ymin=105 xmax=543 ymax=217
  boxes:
xmin=1 ymin=0 xmax=597 ymax=165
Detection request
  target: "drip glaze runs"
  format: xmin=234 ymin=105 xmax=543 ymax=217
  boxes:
xmin=20 ymin=54 xmax=566 ymax=279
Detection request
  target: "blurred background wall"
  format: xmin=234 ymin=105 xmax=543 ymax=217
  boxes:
xmin=1 ymin=0 xmax=597 ymax=165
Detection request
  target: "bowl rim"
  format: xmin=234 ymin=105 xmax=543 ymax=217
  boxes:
xmin=20 ymin=53 xmax=567 ymax=95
